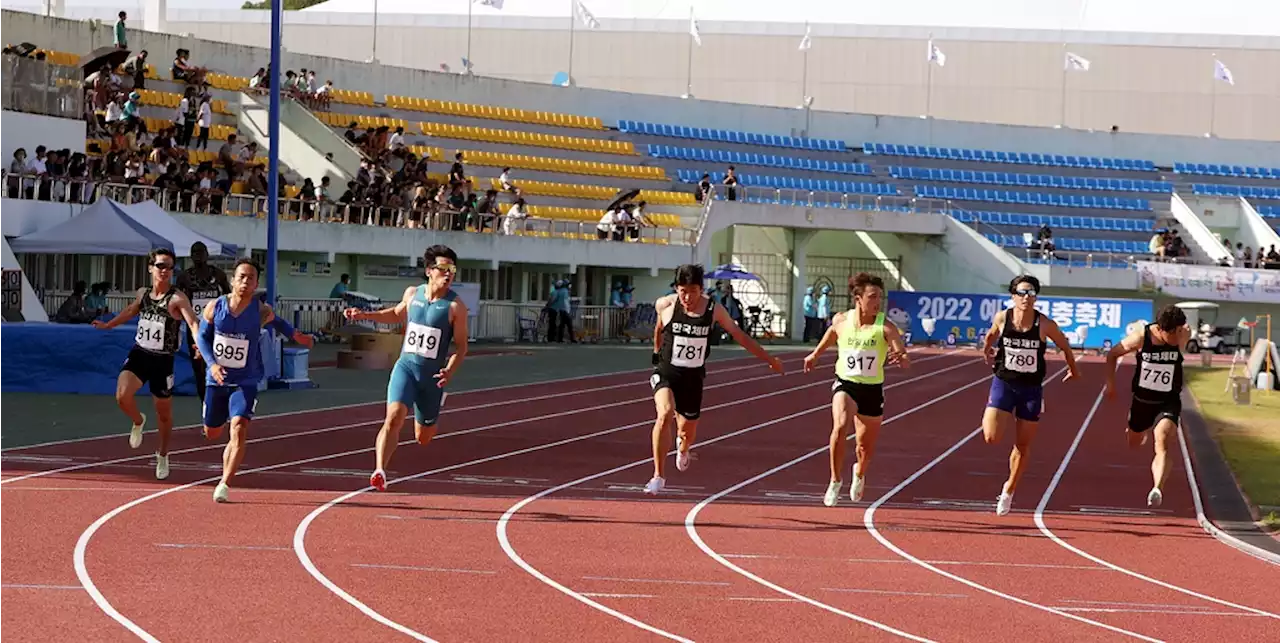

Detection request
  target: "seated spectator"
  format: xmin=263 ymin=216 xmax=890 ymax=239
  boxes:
xmin=55 ymin=281 xmax=95 ymax=324
xmin=596 ymin=208 xmax=616 ymax=240
xmin=1149 ymin=231 xmax=1166 ymax=258
xmin=171 ymin=49 xmax=206 ymax=86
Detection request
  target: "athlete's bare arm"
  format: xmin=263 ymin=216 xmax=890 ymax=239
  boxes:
xmin=803 ymin=311 xmax=844 ymax=372
xmin=712 ymin=303 xmax=784 ymax=374
xmin=169 ymin=291 xmax=203 ymax=350
xmin=652 ymin=295 xmax=675 ymax=359
xmin=981 ymin=310 xmax=1006 ymax=366
xmin=1104 ymin=328 xmax=1146 ymax=398
xmin=1040 ymin=317 xmax=1081 ymax=382
xmin=436 ymin=299 xmax=470 ymax=388
xmin=884 ymin=320 xmax=911 ymax=368
xmin=92 ymin=288 xmax=145 ymax=330
xmin=345 ymin=286 xmax=414 ymax=324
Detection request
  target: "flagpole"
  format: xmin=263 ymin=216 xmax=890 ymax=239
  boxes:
xmin=467 ymin=0 xmax=474 ymax=72
xmin=1209 ymin=54 xmax=1218 ymax=137
xmin=567 ymin=0 xmax=575 ymax=85
xmin=801 ymin=22 xmax=809 ymax=107
xmin=371 ymin=0 xmax=378 ymax=63
xmin=1060 ymin=44 xmax=1068 ymax=127
xmin=685 ymin=6 xmax=694 ymax=97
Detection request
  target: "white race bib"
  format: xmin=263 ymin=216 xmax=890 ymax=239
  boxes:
xmin=842 ymin=350 xmax=881 ymax=378
xmin=192 ymin=297 xmax=214 ymax=312
xmin=1139 ymin=361 xmax=1175 ymax=393
xmin=403 ymin=322 xmax=443 ymax=359
xmin=135 ymin=317 xmax=166 ymax=351
xmin=212 ymin=333 xmax=249 ymax=369
xmin=671 ymin=335 xmax=707 ymax=368
xmin=1004 ymin=346 xmax=1039 ymax=373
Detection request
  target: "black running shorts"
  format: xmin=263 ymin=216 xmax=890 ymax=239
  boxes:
xmin=651 ymin=366 xmax=705 ymax=420
xmin=122 ymin=346 xmax=176 ymax=398
xmin=1127 ymin=397 xmax=1180 ymax=433
xmin=831 ymin=378 xmax=885 ymax=418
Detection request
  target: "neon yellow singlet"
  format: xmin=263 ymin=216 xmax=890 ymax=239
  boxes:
xmin=835 ymin=310 xmax=888 ymax=384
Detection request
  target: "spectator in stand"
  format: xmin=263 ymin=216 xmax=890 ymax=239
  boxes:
xmin=86 ymin=282 xmax=111 ymax=319
xmin=449 ymin=152 xmax=466 ymax=184
xmin=1149 ymin=231 xmax=1166 ymax=259
xmin=697 ymin=173 xmax=713 ymax=202
xmin=123 ymin=50 xmax=147 ymax=90
xmin=316 ymin=80 xmax=333 ymax=109
xmin=175 ymin=87 xmax=197 ymax=146
xmin=195 ymin=95 xmax=213 ymax=150
xmin=499 ymin=167 xmax=516 ymax=193
xmin=172 ymin=49 xmax=206 ymax=86
xmin=502 ymin=198 xmax=528 ymax=235
xmin=1242 ymin=245 xmax=1254 ymax=269
xmin=596 ymin=207 xmax=617 ymax=240
xmin=1267 ymin=246 xmax=1280 ymax=269
xmin=248 ymin=67 xmax=267 ymax=92
xmin=723 ymin=166 xmax=739 ymax=201
xmin=114 ymin=11 xmax=128 ymax=49
xmin=7 ymin=148 xmax=26 ymax=197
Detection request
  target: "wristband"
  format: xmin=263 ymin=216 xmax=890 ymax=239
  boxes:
xmin=651 ymin=352 xmax=660 ymax=365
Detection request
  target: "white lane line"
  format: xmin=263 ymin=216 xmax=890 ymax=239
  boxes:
xmin=5 ymin=354 xmax=818 ymax=486
xmin=495 ymin=358 xmax=979 ymax=643
xmin=685 ymin=370 xmax=996 ymax=643
xmin=863 ymin=368 xmax=1167 ymax=642
xmin=1053 ymin=607 xmax=1266 ymax=617
xmin=581 ymin=593 xmax=660 ymax=599
xmin=820 ymin=588 xmax=968 ymax=599
xmin=154 ymin=543 xmax=291 ymax=552
xmin=1033 ymin=380 xmax=1280 ymax=620
xmin=3 ymin=352 xmax=801 ymax=453
xmin=721 ymin=554 xmax=1105 ymax=571
xmin=75 ymin=353 xmax=853 ymax=643
xmin=582 ymin=576 xmax=731 ymax=587
xmin=2 ymin=584 xmax=85 ymax=591
xmin=350 ymin=563 xmax=497 ymax=575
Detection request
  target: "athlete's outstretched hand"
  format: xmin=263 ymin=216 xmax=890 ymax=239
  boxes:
xmin=1061 ymin=368 xmax=1078 ymax=384
xmin=292 ymin=330 xmax=315 ymax=349
xmin=91 ymin=320 xmax=108 ymax=329
xmin=1103 ymin=379 xmax=1116 ymax=399
xmin=434 ymin=367 xmax=453 ymax=388
xmin=342 ymin=307 xmax=364 ymax=321
xmin=802 ymin=352 xmax=819 ymax=373
xmin=768 ymin=356 xmax=785 ymax=374
xmin=891 ymin=350 xmax=911 ymax=368
xmin=983 ymin=344 xmax=996 ymax=367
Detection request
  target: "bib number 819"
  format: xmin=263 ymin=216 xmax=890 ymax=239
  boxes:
xmin=407 ymin=330 xmax=438 ymax=352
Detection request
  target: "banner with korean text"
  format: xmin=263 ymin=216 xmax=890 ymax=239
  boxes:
xmin=885 ymin=291 xmax=1153 ymax=350
xmin=1136 ymin=261 xmax=1280 ymax=304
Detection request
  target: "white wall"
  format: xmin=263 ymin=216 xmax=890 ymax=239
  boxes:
xmin=0 ymin=110 xmax=86 ymax=165
xmin=8 ymin=10 xmax=1280 ymax=166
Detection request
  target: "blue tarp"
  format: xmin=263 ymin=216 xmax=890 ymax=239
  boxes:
xmin=8 ymin=198 xmax=236 ymax=257
xmin=1 ymin=322 xmax=276 ymax=396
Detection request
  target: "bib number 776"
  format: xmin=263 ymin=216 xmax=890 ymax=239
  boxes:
xmin=1139 ymin=362 xmax=1174 ymax=392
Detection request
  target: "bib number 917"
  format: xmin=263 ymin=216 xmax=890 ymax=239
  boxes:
xmin=845 ymin=353 xmax=877 ymax=375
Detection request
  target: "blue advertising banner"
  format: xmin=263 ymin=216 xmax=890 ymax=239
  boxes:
xmin=884 ymin=291 xmax=1153 ymax=349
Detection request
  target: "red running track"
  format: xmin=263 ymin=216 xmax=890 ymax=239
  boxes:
xmin=2 ymin=349 xmax=1275 ymax=643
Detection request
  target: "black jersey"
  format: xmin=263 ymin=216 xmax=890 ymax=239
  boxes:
xmin=134 ymin=288 xmax=183 ymax=355
xmin=1131 ymin=324 xmax=1184 ymax=404
xmin=178 ymin=266 xmax=228 ymax=314
xmin=993 ymin=310 xmax=1048 ymax=385
xmin=658 ymin=297 xmax=715 ymax=372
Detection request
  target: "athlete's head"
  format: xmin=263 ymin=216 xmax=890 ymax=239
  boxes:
xmin=423 ymin=244 xmax=458 ymax=288
xmin=673 ymin=264 xmax=705 ymax=310
xmin=231 ymin=258 xmax=260 ymax=296
xmin=1155 ymin=304 xmax=1188 ymax=341
xmin=1008 ymin=275 xmax=1040 ymax=311
xmin=189 ymin=241 xmax=208 ymax=266
xmin=849 ymin=272 xmax=885 ymax=314
xmin=149 ymin=248 xmax=175 ymax=285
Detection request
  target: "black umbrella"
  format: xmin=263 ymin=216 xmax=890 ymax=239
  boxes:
xmin=80 ymin=46 xmax=131 ymax=77
xmin=606 ymin=188 xmax=641 ymax=212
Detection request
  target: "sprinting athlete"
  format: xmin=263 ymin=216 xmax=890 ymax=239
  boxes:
xmin=980 ymin=275 xmax=1080 ymax=516
xmin=644 ymin=263 xmax=784 ymax=495
xmin=194 ymin=258 xmax=312 ymax=502
xmin=176 ymin=241 xmax=230 ymax=404
xmin=1105 ymin=304 xmax=1190 ymax=508
xmin=93 ymin=248 xmax=202 ymax=480
xmin=803 ymin=272 xmax=909 ymax=506
xmin=343 ymin=245 xmax=469 ymax=492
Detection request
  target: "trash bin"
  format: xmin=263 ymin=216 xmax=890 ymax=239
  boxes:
xmin=1231 ymin=376 xmax=1251 ymax=404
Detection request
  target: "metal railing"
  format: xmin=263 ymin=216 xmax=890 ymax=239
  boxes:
xmin=715 ymin=185 xmax=954 ymax=214
xmin=1 ymin=54 xmax=85 ymax=120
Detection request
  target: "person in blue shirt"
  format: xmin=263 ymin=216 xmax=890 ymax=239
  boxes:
xmin=803 ymin=286 xmax=820 ymax=342
xmin=817 ymin=284 xmax=832 ymax=331
xmin=194 ymin=258 xmax=313 ymax=503
xmin=343 ymin=245 xmax=470 ymax=493
xmin=546 ymin=280 xmax=575 ymax=343
xmin=329 ymin=273 xmax=350 ymax=299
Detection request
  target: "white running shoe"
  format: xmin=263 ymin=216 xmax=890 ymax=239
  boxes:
xmin=823 ymin=480 xmax=842 ymax=507
xmin=213 ymin=482 xmax=230 ymax=503
xmin=850 ymin=474 xmax=866 ymax=503
xmin=129 ymin=414 xmax=146 ymax=449
xmin=643 ymin=476 xmax=665 ymax=495
xmin=675 ymin=436 xmax=691 ymax=472
xmin=996 ymin=492 xmax=1014 ymax=516
xmin=155 ymin=454 xmax=170 ymax=480
xmin=1147 ymin=487 xmax=1163 ymax=508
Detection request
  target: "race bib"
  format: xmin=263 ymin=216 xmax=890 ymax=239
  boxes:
xmin=212 ymin=333 xmax=249 ymax=369
xmin=671 ymin=335 xmax=707 ymax=368
xmin=403 ymin=322 xmax=442 ymax=359
xmin=1139 ymin=361 xmax=1175 ymax=393
xmin=135 ymin=317 xmax=166 ymax=351
xmin=842 ymin=350 xmax=880 ymax=378
xmin=1003 ymin=346 xmax=1039 ymax=373
xmin=192 ymin=297 xmax=214 ymax=312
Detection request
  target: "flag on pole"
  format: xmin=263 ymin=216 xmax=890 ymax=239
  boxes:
xmin=927 ymin=39 xmax=946 ymax=67
xmin=690 ymin=13 xmax=702 ymax=46
xmin=1065 ymin=51 xmax=1091 ymax=71
xmin=799 ymin=25 xmax=812 ymax=51
xmin=474 ymin=0 xmax=504 ymax=8
xmin=1214 ymin=59 xmax=1235 ymax=85
xmin=575 ymin=0 xmax=600 ymax=29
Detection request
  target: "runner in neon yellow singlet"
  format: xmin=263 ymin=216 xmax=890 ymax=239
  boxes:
xmin=804 ymin=272 xmax=909 ymax=506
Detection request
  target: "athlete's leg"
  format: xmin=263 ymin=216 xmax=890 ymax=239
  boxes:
xmin=220 ymin=415 xmax=251 ymax=485
xmin=852 ymin=414 xmax=883 ymax=481
xmin=411 ymin=387 xmax=446 ymax=446
xmin=1004 ymin=419 xmax=1040 ymax=496
xmin=674 ymin=415 xmax=699 ymax=471
xmin=829 ymin=392 xmax=856 ymax=483
xmin=374 ymin=402 xmax=411 ymax=472
xmin=373 ymin=362 xmax=418 ymax=490
xmin=115 ymin=370 xmax=147 ymax=449
xmin=153 ymin=396 xmax=173 ymax=453
xmin=983 ymin=379 xmax=1016 ymax=445
xmin=212 ymin=385 xmax=257 ymax=502
xmin=1126 ymin=428 xmax=1149 ymax=449
xmin=1148 ymin=416 xmax=1177 ymax=505
xmin=650 ymin=387 xmax=677 ymax=480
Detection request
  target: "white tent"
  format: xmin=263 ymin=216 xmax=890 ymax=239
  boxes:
xmin=9 ymin=198 xmax=237 ymax=257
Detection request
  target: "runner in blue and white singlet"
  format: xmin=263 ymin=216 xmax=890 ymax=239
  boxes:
xmin=194 ymin=258 xmax=313 ymax=503
xmin=343 ymin=245 xmax=470 ymax=493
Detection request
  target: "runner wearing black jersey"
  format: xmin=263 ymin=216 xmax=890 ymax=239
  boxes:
xmin=644 ymin=264 xmax=784 ymax=495
xmin=93 ymin=248 xmax=202 ymax=480
xmin=176 ymin=241 xmax=230 ymax=403
xmin=1105 ymin=304 xmax=1190 ymax=507
xmin=980 ymin=275 xmax=1080 ymax=516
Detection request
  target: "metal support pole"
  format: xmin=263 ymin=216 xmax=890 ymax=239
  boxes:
xmin=685 ymin=6 xmax=694 ymax=97
xmin=371 ymin=0 xmax=378 ymax=62
xmin=265 ymin=0 xmax=282 ymax=306
xmin=467 ymin=0 xmax=473 ymax=71
xmin=567 ymin=0 xmax=575 ymax=84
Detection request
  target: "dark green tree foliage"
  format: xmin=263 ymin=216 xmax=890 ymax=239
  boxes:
xmin=242 ymin=0 xmax=327 ymax=10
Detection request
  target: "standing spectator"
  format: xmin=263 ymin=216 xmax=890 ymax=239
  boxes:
xmin=114 ymin=11 xmax=128 ymax=49
xmin=195 ymin=95 xmax=212 ymax=150
xmin=1243 ymin=245 xmax=1254 ymax=269
xmin=122 ymin=50 xmax=147 ymax=90
xmin=545 ymin=280 xmax=575 ymax=343
xmin=817 ymin=284 xmax=831 ymax=331
xmin=723 ymin=166 xmax=738 ymax=201
xmin=697 ymin=173 xmax=713 ymax=202
xmin=802 ymin=286 xmax=820 ymax=341
xmin=502 ymin=198 xmax=528 ymax=235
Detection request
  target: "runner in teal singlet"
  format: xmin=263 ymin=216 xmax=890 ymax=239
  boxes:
xmin=343 ymin=245 xmax=469 ymax=492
